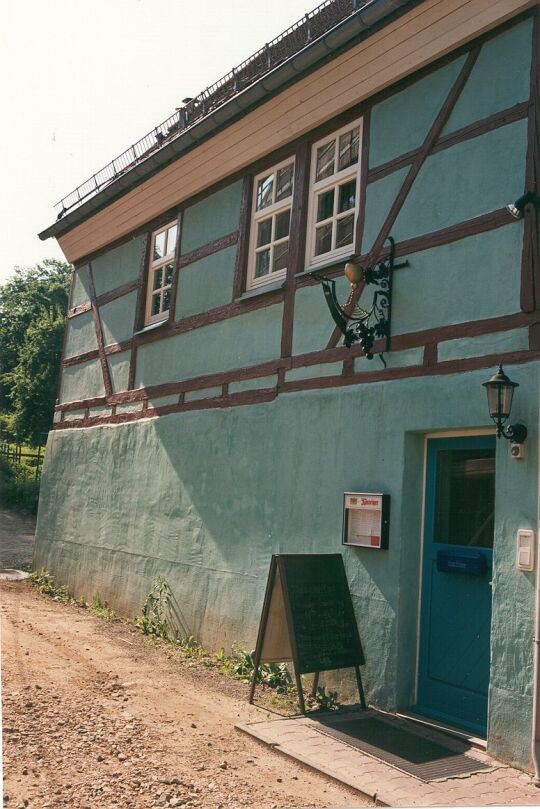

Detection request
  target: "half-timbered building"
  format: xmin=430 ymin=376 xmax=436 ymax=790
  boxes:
xmin=36 ymin=0 xmax=540 ymax=772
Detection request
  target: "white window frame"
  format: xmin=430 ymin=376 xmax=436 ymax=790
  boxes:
xmin=144 ymin=220 xmax=178 ymax=325
xmin=246 ymin=156 xmax=296 ymax=290
xmin=305 ymin=118 xmax=363 ymax=269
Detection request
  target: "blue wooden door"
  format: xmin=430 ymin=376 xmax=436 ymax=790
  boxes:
xmin=416 ymin=436 xmax=496 ymax=736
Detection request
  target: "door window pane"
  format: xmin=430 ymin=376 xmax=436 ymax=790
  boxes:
xmin=434 ymin=449 xmax=495 ymax=548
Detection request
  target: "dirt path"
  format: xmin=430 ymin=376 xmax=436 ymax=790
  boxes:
xmin=0 ymin=509 xmax=35 ymax=570
xmin=1 ymin=581 xmax=370 ymax=809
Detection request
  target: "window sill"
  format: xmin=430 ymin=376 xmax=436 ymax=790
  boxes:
xmin=298 ymin=254 xmax=354 ymax=279
xmin=235 ymin=279 xmax=285 ymax=302
xmin=133 ymin=318 xmax=169 ymax=336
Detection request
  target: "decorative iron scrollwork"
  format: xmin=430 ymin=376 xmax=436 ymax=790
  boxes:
xmin=311 ymin=237 xmax=409 ymax=362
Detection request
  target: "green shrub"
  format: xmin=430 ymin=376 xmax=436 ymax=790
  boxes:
xmin=0 ymin=455 xmax=40 ymax=514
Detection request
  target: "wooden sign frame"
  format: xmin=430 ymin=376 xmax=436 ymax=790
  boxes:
xmin=248 ymin=554 xmax=366 ymax=714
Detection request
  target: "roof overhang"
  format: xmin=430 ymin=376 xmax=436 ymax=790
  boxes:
xmin=39 ymin=0 xmax=419 ymax=242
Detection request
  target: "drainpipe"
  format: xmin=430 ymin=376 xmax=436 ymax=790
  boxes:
xmin=533 ymin=397 xmax=540 ymax=785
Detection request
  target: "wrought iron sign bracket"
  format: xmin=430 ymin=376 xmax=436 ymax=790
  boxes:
xmin=310 ymin=237 xmax=409 ymax=363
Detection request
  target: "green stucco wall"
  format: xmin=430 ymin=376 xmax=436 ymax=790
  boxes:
xmin=175 ymin=246 xmax=236 ymax=319
xmin=135 ymin=304 xmax=283 ymax=387
xmin=91 ymin=235 xmax=145 ymax=296
xmin=70 ymin=265 xmax=91 ymax=308
xmin=181 ymin=180 xmax=243 ymax=254
xmin=37 ymin=362 xmax=539 ymax=769
xmin=40 ymin=16 xmax=537 ymax=773
xmin=100 ymin=292 xmax=138 ymax=346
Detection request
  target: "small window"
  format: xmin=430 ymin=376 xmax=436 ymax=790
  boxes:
xmin=306 ymin=120 xmax=362 ymax=267
xmin=145 ymin=221 xmax=178 ymax=325
xmin=246 ymin=158 xmax=295 ymax=289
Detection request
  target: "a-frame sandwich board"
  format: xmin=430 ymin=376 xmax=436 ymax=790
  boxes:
xmin=249 ymin=554 xmax=366 ymax=714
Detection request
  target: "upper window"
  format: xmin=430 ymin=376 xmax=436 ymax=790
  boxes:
xmin=246 ymin=157 xmax=295 ymax=290
xmin=145 ymin=221 xmax=178 ymax=325
xmin=306 ymin=120 xmax=362 ymax=267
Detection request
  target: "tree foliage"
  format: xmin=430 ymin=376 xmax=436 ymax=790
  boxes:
xmin=0 ymin=259 xmax=72 ymax=444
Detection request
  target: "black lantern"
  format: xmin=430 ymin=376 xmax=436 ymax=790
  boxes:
xmin=482 ymin=365 xmax=527 ymax=443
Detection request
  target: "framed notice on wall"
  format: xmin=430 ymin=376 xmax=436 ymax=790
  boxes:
xmin=343 ymin=492 xmax=390 ymax=549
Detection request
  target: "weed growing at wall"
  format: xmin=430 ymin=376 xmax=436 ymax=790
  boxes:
xmin=89 ymin=595 xmax=116 ymax=621
xmin=29 ymin=569 xmax=70 ymax=602
xmin=30 ymin=572 xmax=340 ymax=711
xmin=134 ymin=576 xmax=172 ymax=638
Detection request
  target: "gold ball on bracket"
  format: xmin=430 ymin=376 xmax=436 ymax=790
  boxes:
xmin=344 ymin=260 xmax=364 ymax=286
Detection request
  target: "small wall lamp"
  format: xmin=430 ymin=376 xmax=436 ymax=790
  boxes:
xmin=506 ymin=191 xmax=540 ymax=220
xmin=482 ymin=365 xmax=527 ymax=443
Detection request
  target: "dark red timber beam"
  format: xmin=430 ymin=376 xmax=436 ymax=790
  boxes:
xmin=521 ymin=9 xmax=540 ymax=313
xmin=326 ymin=46 xmax=481 ymax=350
xmin=87 ymin=262 xmax=113 ymax=397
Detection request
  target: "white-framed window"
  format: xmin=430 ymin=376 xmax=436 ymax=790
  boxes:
xmin=246 ymin=157 xmax=295 ymax=289
xmin=306 ymin=119 xmax=362 ymax=267
xmin=145 ymin=221 xmax=178 ymax=325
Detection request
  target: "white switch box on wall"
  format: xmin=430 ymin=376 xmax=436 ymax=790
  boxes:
xmin=516 ymin=529 xmax=535 ymax=571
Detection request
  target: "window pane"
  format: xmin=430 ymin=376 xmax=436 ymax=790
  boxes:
xmin=257 ymin=218 xmax=272 ymax=247
xmin=166 ymin=224 xmax=177 ymax=256
xmin=162 ymin=288 xmax=171 ymax=312
xmin=336 ymin=214 xmax=355 ymax=248
xmin=316 ymin=140 xmax=335 ymax=181
xmin=154 ymin=231 xmax=166 ymax=261
xmin=339 ymin=180 xmax=356 ymax=213
xmin=151 ymin=292 xmax=161 ymax=316
xmin=153 ymin=267 xmax=163 ymax=291
xmin=164 ymin=263 xmax=174 ymax=286
xmin=434 ymin=450 xmax=495 ymax=548
xmin=275 ymin=163 xmax=294 ymax=201
xmin=338 ymin=127 xmax=360 ymax=171
xmin=256 ymin=175 xmax=273 ymax=210
xmin=275 ymin=209 xmax=290 ymax=240
xmin=317 ymin=189 xmax=334 ymax=222
xmin=273 ymin=240 xmax=289 ymax=272
xmin=315 ymin=223 xmax=333 ymax=256
xmin=255 ymin=249 xmax=271 ymax=278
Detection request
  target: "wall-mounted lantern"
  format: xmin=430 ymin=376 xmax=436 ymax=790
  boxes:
xmin=482 ymin=365 xmax=527 ymax=444
xmin=310 ymin=237 xmax=409 ymax=362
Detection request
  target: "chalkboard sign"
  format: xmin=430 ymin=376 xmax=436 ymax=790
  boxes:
xmin=249 ymin=554 xmax=366 ymax=714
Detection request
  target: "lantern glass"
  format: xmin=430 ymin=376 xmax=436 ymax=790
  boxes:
xmin=485 ymin=382 xmax=513 ymax=420
xmin=482 ymin=365 xmax=518 ymax=423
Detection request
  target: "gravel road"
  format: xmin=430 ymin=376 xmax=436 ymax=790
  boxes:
xmin=1 ymin=579 xmax=370 ymax=809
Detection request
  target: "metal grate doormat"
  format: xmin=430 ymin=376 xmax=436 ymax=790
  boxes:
xmin=311 ymin=713 xmax=492 ymax=782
